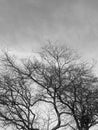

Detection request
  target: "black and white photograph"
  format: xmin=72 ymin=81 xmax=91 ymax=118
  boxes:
xmin=0 ymin=0 xmax=98 ymax=130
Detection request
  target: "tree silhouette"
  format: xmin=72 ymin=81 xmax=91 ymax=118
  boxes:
xmin=22 ymin=43 xmax=98 ymax=130
xmin=0 ymin=53 xmax=40 ymax=130
xmin=0 ymin=43 xmax=98 ymax=130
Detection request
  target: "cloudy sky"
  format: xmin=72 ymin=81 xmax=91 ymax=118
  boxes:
xmin=0 ymin=0 xmax=98 ymax=65
xmin=0 ymin=1 xmax=98 ymax=130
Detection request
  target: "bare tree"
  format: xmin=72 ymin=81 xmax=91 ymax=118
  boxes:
xmin=0 ymin=53 xmax=39 ymax=130
xmin=21 ymin=43 xmax=76 ymax=130
xmin=57 ymin=63 xmax=98 ymax=130
xmin=0 ymin=43 xmax=98 ymax=130
xmin=0 ymin=44 xmax=75 ymax=130
xmin=21 ymin=43 xmax=98 ymax=130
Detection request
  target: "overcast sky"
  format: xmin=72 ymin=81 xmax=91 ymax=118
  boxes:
xmin=0 ymin=0 xmax=98 ymax=67
xmin=1 ymin=1 xmax=98 ymax=130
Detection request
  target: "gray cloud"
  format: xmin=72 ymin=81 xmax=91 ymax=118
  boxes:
xmin=0 ymin=0 xmax=98 ymax=58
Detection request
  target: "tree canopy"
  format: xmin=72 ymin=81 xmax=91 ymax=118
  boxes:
xmin=0 ymin=43 xmax=98 ymax=130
